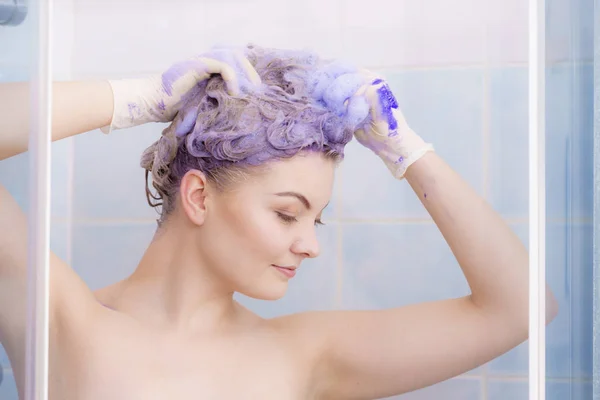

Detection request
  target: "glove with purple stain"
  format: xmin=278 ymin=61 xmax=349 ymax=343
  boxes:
xmin=101 ymin=48 xmax=261 ymax=134
xmin=352 ymin=77 xmax=434 ymax=180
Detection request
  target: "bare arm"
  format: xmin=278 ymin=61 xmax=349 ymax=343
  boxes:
xmin=305 ymin=152 xmax=558 ymax=399
xmin=0 ymin=81 xmax=115 ymax=383
xmin=0 ymin=80 xmax=115 ymax=308
xmin=404 ymin=152 xmax=557 ymax=322
xmin=0 ymin=80 xmax=113 ymax=160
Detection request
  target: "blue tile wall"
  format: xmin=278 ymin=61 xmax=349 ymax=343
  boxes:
xmin=71 ymin=223 xmax=156 ymax=290
xmin=488 ymin=67 xmax=528 ymax=218
xmin=0 ymin=370 xmax=18 ymax=400
xmin=341 ymin=223 xmax=471 ymax=310
xmin=384 ymin=377 xmax=481 ymax=400
xmin=0 ymin=140 xmax=70 ymax=218
xmin=489 ymin=380 xmax=592 ymax=400
xmin=72 ymin=124 xmax=168 ymax=220
xmin=340 ymin=68 xmax=484 ymax=220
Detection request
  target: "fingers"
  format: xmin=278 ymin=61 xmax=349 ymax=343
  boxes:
xmin=349 ymin=77 xmax=403 ymax=139
xmin=163 ymin=48 xmax=261 ymax=98
xmin=358 ymin=68 xmax=384 ymax=85
xmin=363 ymin=83 xmax=384 ymax=122
xmin=174 ymin=103 xmax=200 ymax=137
xmin=232 ymin=51 xmax=262 ymax=87
xmin=195 ymin=57 xmax=240 ymax=95
xmin=161 ymin=59 xmax=210 ymax=96
xmin=347 ymin=69 xmax=386 ymax=119
xmin=195 ymin=49 xmax=261 ymax=95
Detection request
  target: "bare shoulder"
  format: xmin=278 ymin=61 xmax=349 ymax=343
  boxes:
xmin=268 ymin=309 xmax=333 ymax=339
xmin=49 ymin=253 xmax=104 ymax=329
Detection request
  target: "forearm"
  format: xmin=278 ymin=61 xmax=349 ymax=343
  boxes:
xmin=404 ymin=152 xmax=558 ymax=324
xmin=0 ymin=81 xmax=113 ymax=160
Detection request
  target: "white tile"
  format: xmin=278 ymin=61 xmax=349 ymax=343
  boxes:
xmin=72 ymin=0 xmax=343 ymax=76
xmin=278 ymin=0 xmax=344 ymax=59
xmin=72 ymin=0 xmax=211 ymax=75
xmin=486 ymin=0 xmax=528 ymax=64
xmin=201 ymin=0 xmax=343 ymax=59
xmin=342 ymin=0 xmax=486 ymax=68
xmin=52 ymin=0 xmax=75 ymax=79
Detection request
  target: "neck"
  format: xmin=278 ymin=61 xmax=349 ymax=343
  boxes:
xmin=108 ymin=222 xmax=242 ymax=335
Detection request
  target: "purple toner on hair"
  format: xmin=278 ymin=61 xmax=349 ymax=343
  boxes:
xmin=142 ymin=44 xmax=375 ymax=222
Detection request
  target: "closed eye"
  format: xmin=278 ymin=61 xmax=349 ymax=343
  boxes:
xmin=276 ymin=212 xmax=297 ymax=224
xmin=277 ymin=212 xmax=325 ymax=227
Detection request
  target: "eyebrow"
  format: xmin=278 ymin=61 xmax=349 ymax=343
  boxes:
xmin=274 ymin=192 xmax=330 ymax=213
xmin=274 ymin=192 xmax=312 ymax=210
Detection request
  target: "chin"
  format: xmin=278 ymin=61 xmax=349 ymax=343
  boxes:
xmin=238 ymin=279 xmax=289 ymax=302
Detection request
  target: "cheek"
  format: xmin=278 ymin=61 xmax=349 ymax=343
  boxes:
xmin=216 ymin=202 xmax=291 ymax=259
xmin=240 ymin=210 xmax=292 ymax=257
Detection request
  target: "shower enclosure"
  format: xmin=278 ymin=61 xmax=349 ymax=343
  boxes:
xmin=0 ymin=0 xmax=595 ymax=399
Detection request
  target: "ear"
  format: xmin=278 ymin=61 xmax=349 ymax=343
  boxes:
xmin=179 ymin=169 xmax=210 ymax=226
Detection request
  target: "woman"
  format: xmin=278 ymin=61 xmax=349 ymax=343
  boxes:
xmin=0 ymin=45 xmax=558 ymax=399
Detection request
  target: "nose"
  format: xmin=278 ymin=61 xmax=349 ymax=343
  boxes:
xmin=291 ymin=227 xmax=321 ymax=259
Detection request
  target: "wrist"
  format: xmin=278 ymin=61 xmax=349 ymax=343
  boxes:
xmin=100 ymin=76 xmax=165 ymax=134
xmin=378 ymin=129 xmax=434 ymax=180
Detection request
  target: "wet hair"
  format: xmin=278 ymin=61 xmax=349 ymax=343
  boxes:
xmin=141 ymin=44 xmax=370 ymax=226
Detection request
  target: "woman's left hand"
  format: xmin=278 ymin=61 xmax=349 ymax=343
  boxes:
xmin=351 ymin=76 xmax=434 ymax=179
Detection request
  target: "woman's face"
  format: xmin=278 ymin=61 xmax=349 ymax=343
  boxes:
xmin=197 ymin=152 xmax=335 ymax=300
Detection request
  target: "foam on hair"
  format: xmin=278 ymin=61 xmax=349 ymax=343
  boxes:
xmin=141 ymin=44 xmax=370 ymax=224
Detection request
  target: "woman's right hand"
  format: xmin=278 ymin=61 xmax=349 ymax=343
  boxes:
xmin=102 ymin=47 xmax=262 ymax=134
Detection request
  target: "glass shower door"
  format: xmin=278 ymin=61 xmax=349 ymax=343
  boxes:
xmin=0 ymin=1 xmax=35 ymax=398
xmin=0 ymin=0 xmax=53 ymax=399
xmin=545 ymin=0 xmax=594 ymax=398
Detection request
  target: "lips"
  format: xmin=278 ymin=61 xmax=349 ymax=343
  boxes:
xmin=272 ymin=265 xmax=297 ymax=278
xmin=273 ymin=265 xmax=297 ymax=270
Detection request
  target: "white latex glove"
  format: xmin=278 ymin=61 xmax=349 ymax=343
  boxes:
xmin=353 ymin=77 xmax=434 ymax=180
xmin=101 ymin=49 xmax=261 ymax=134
